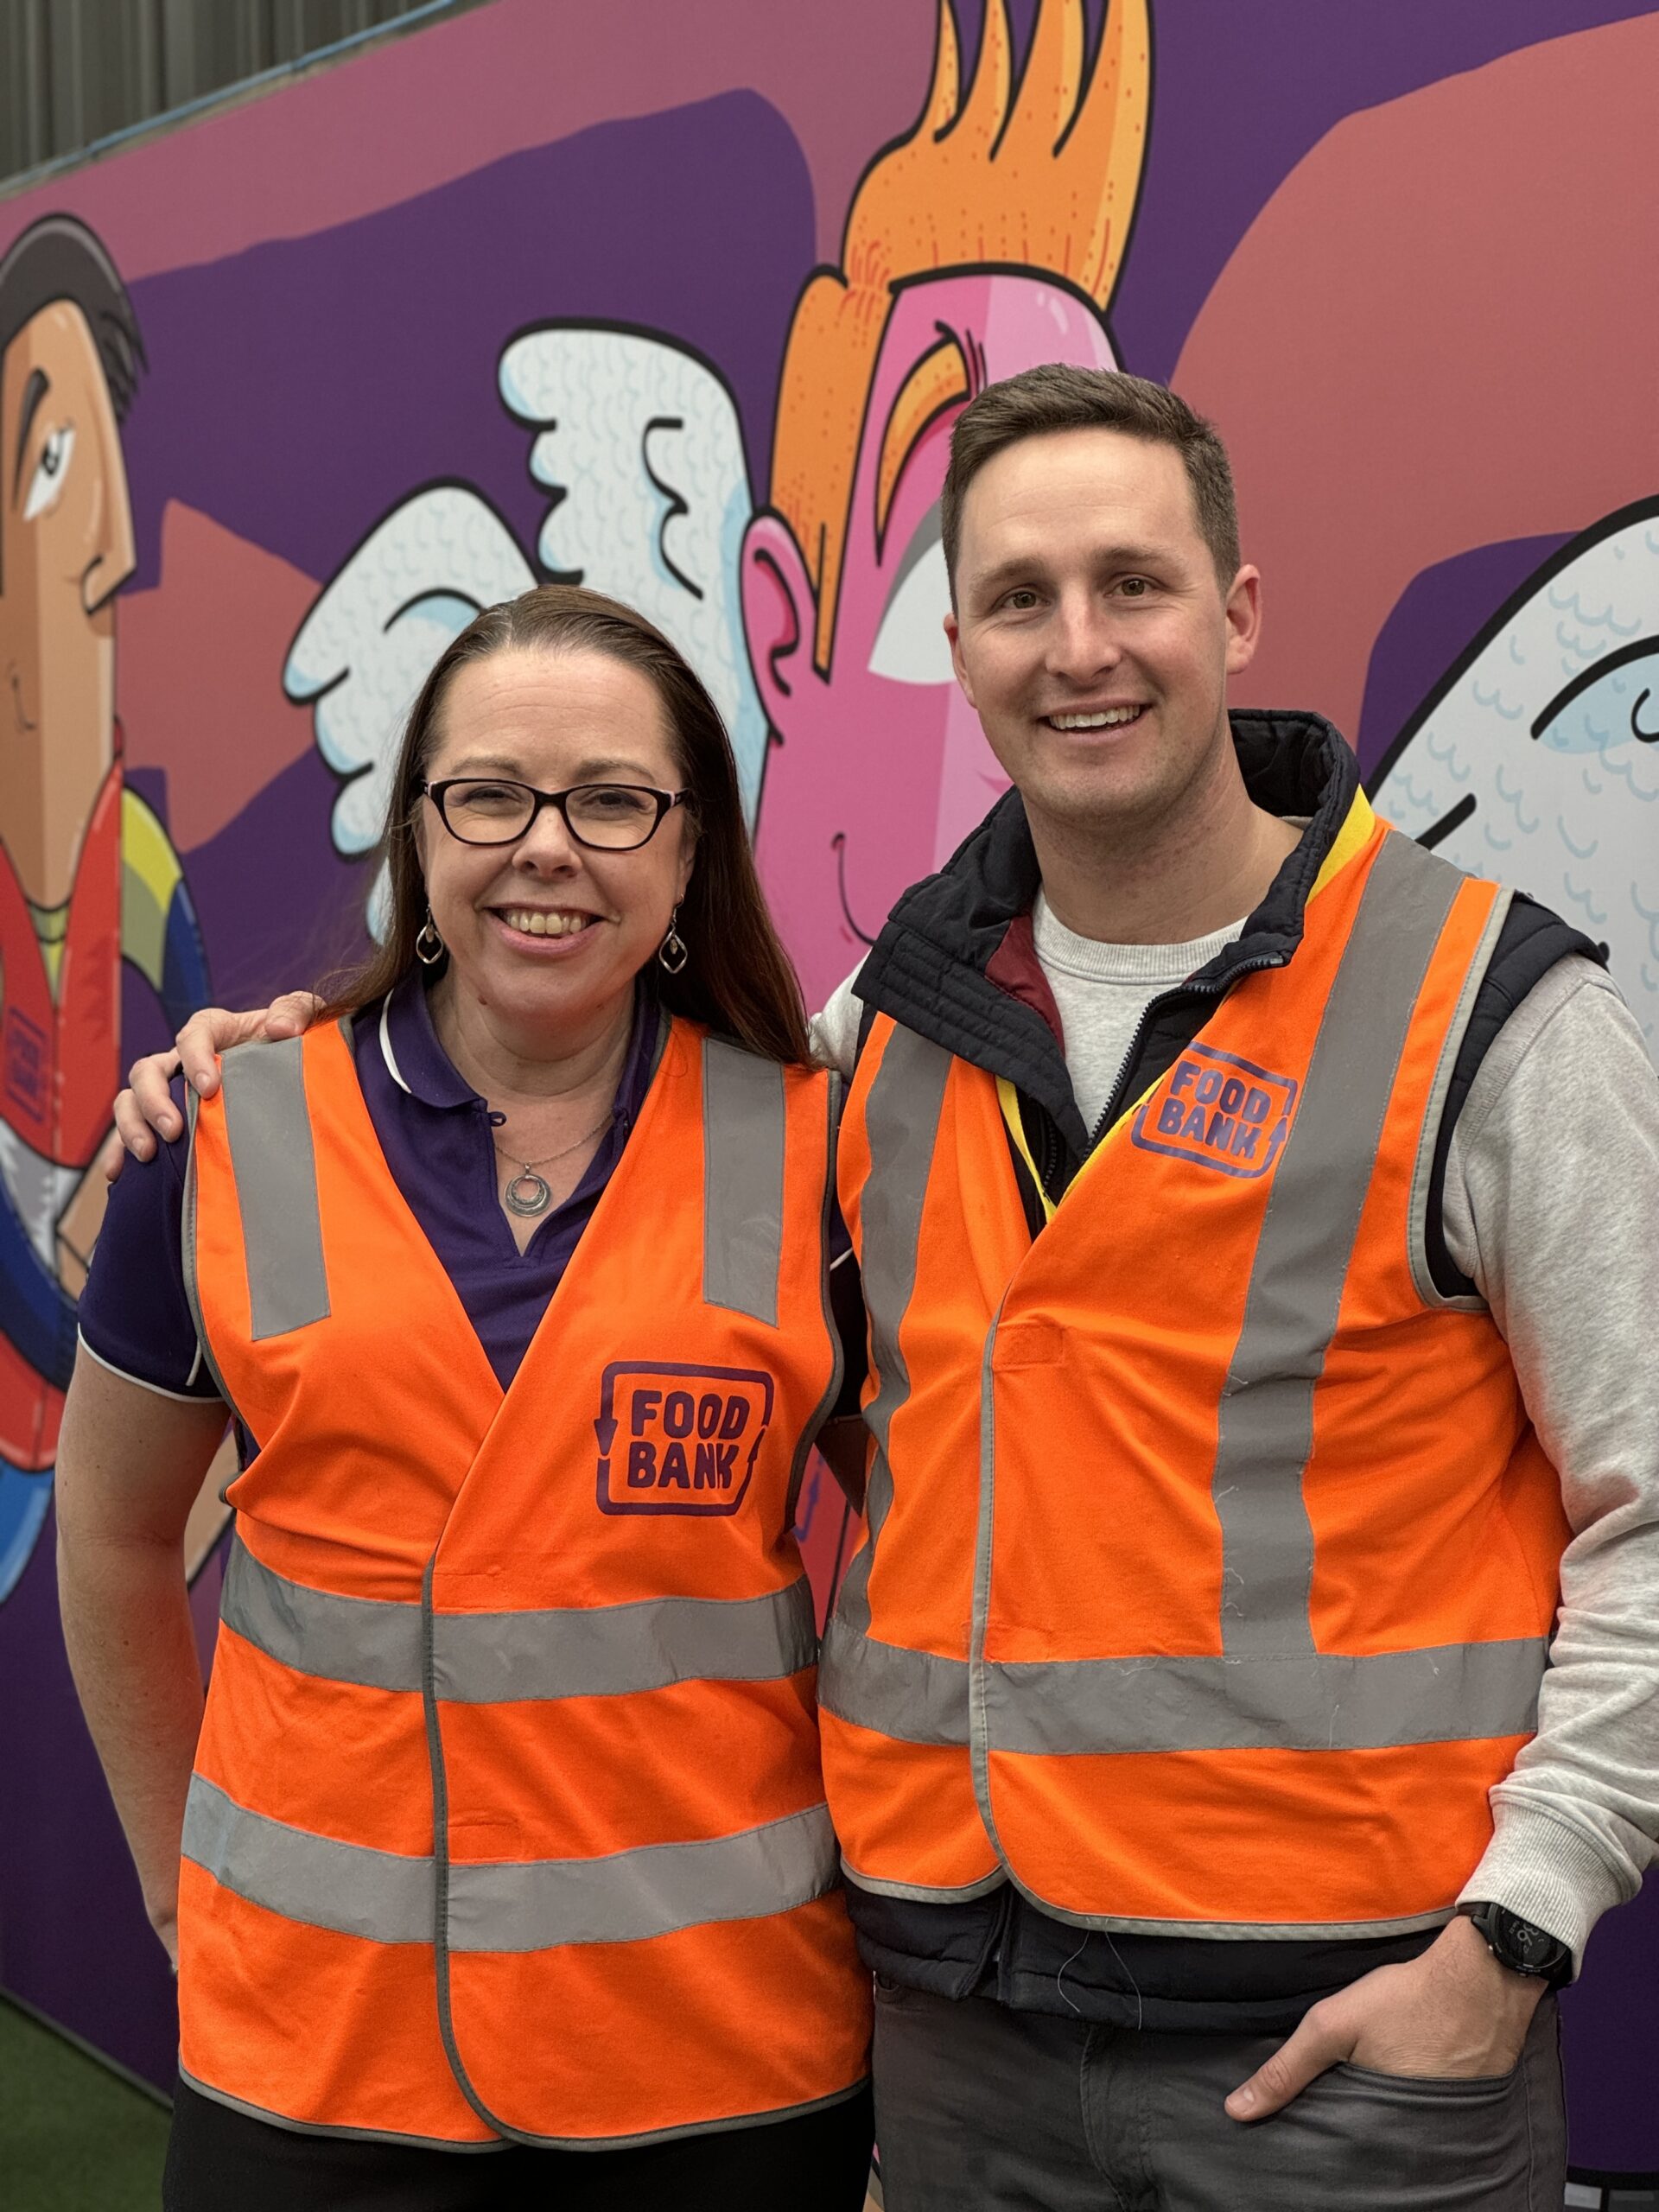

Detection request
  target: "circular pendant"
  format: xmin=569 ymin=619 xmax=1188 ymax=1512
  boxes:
xmin=504 ymin=1168 xmax=553 ymax=1217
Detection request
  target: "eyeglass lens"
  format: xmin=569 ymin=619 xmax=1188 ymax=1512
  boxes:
xmin=441 ymin=780 xmax=664 ymax=849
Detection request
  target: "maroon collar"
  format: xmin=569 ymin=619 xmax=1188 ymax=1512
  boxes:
xmin=984 ymin=909 xmax=1066 ymax=1055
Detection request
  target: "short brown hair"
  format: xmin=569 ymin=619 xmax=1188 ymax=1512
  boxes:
xmin=941 ymin=365 xmax=1241 ymax=594
xmin=323 ymin=585 xmax=812 ymax=1065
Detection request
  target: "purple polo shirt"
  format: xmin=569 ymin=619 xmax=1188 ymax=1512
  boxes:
xmin=79 ymin=971 xmax=664 ymax=1398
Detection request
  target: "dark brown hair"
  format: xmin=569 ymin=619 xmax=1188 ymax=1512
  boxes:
xmin=941 ymin=365 xmax=1241 ymax=593
xmin=321 ymin=585 xmax=812 ymax=1065
xmin=0 ymin=215 xmax=143 ymax=594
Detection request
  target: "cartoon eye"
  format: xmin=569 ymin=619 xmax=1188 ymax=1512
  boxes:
xmin=868 ymin=512 xmax=955 ymax=686
xmin=1531 ymin=638 xmax=1659 ymax=751
xmin=21 ymin=424 xmax=75 ymax=523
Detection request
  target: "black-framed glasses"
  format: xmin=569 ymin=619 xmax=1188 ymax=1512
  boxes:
xmin=422 ymin=778 xmax=690 ymax=851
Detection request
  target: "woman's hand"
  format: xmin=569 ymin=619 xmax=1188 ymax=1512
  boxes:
xmin=109 ymin=995 xmax=324 ymax=1169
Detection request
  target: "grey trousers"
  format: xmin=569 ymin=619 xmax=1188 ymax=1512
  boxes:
xmin=872 ymin=1981 xmax=1566 ymax=2212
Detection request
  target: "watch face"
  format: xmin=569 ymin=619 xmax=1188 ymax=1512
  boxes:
xmin=1488 ymin=1906 xmax=1564 ymax=1977
xmin=1507 ymin=1917 xmax=1553 ymax=1970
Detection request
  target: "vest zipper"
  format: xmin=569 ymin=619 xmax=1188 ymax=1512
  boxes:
xmin=1082 ymin=953 xmax=1289 ymax=1161
xmin=1037 ymin=1111 xmax=1063 ymax=1206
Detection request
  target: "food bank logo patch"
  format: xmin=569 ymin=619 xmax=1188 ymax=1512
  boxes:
xmin=1129 ymin=1046 xmax=1297 ymax=1180
xmin=594 ymin=1362 xmax=773 ymax=1516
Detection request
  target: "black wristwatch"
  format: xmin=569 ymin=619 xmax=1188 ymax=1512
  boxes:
xmin=1456 ymin=1901 xmax=1573 ymax=1986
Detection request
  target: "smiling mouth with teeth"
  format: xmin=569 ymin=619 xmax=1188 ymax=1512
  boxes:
xmin=1044 ymin=706 xmax=1147 ymax=731
xmin=499 ymin=908 xmax=599 ymax=938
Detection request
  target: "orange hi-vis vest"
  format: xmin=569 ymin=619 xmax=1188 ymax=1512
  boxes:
xmin=820 ymin=800 xmax=1571 ymax=1939
xmin=180 ymin=1015 xmax=868 ymax=2148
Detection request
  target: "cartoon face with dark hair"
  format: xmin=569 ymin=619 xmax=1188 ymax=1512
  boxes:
xmin=0 ymin=218 xmax=212 ymax=1605
xmin=0 ymin=294 xmax=136 ymax=909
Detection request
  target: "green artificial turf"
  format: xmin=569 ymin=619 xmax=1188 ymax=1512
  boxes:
xmin=0 ymin=1994 xmax=169 ymax=2210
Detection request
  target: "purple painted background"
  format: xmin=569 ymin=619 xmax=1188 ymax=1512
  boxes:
xmin=123 ymin=91 xmax=811 ymax=595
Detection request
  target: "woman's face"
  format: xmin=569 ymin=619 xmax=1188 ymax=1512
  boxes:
xmin=417 ymin=645 xmax=696 ymax=1044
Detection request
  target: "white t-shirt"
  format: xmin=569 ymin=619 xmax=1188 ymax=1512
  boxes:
xmin=1029 ymin=892 xmax=1248 ymax=1137
xmin=810 ymin=902 xmax=1249 ymax=1139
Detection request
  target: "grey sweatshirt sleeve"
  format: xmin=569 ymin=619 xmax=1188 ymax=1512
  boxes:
xmin=1443 ymin=956 xmax=1659 ymax=1965
xmin=810 ymin=970 xmax=867 ymax=1080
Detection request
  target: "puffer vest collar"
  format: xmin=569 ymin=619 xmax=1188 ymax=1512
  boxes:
xmin=851 ymin=712 xmax=1361 ymax=1162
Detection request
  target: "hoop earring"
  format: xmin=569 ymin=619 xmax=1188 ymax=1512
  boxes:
xmin=415 ymin=909 xmax=445 ymax=966
xmin=657 ymin=906 xmax=689 ymax=976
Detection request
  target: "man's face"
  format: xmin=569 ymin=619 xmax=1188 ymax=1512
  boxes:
xmin=946 ymin=428 xmax=1259 ymax=849
xmin=743 ymin=273 xmax=1117 ymax=1008
xmin=0 ymin=300 xmax=136 ymax=907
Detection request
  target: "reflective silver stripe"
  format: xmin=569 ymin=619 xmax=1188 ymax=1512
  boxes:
xmin=1211 ymin=833 xmax=1465 ymax=1656
xmin=176 ymin=2068 xmax=868 ymax=2159
xmin=222 ymin=1539 xmax=817 ymax=1702
xmin=175 ymin=2070 xmax=507 ymax=2152
xmin=831 ymin=1027 xmax=952 ymax=1641
xmin=183 ymin=1775 xmax=835 ymax=1951
xmin=1409 ymin=879 xmax=1512 ymax=1311
xmin=838 ymin=1861 xmax=1009 ymax=1907
xmin=447 ymin=1802 xmax=838 ymax=1954
xmin=968 ymin=1297 xmax=1007 ymax=1854
xmin=182 ymin=1772 xmax=434 ymax=1943
xmin=983 ymin=1637 xmax=1547 ymax=1755
xmin=220 ymin=1535 xmax=423 ymax=1690
xmin=833 ymin=1859 xmax=1453 ymax=1939
xmin=819 ymin=1618 xmax=970 ymax=1746
xmin=702 ymin=1039 xmax=785 ymax=1325
xmin=218 ymin=1039 xmax=329 ymax=1341
xmin=432 ymin=1578 xmax=817 ymax=1703
xmin=994 ymin=1904 xmax=1457 ymax=1942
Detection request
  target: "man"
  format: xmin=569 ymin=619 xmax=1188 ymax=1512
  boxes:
xmin=805 ymin=366 xmax=1659 ymax=2208
xmin=0 ymin=213 xmax=208 ymax=1600
xmin=124 ymin=368 xmax=1659 ymax=2209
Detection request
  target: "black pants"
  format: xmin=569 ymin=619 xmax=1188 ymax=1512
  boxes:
xmin=164 ymin=2077 xmax=874 ymax=2210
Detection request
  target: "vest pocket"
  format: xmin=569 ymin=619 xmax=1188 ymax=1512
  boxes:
xmin=447 ymin=1813 xmax=523 ymax=1862
xmin=991 ymin=1320 xmax=1065 ymax=1370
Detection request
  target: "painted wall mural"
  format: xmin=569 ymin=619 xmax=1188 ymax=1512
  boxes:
xmin=0 ymin=0 xmax=1654 ymax=2170
xmin=0 ymin=218 xmax=211 ymax=1612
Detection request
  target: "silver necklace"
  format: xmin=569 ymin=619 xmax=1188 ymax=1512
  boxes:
xmin=493 ymin=1115 xmax=611 ymax=1217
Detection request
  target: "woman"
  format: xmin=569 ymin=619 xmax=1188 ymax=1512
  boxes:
xmin=59 ymin=587 xmax=874 ymax=2209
